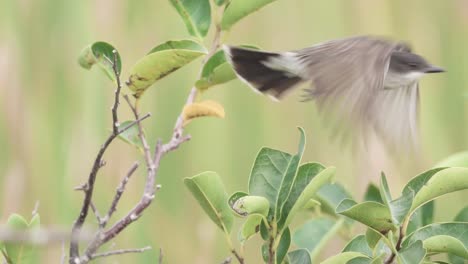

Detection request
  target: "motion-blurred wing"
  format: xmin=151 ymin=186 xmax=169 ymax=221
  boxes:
xmin=298 ymin=36 xmax=403 ymax=147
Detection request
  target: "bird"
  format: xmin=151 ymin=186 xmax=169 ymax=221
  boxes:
xmin=223 ymin=36 xmax=444 ymax=151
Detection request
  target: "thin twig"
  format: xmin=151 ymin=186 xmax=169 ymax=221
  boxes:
xmin=32 ymin=200 xmax=40 ymax=217
xmin=101 ymin=161 xmax=140 ymax=228
xmin=118 ymin=113 xmax=151 ymax=134
xmin=69 ymin=51 xmax=127 ymax=262
xmin=89 ymin=201 xmax=103 ymax=225
xmin=159 ymin=248 xmax=163 ymax=264
xmin=231 ymin=249 xmax=244 ymax=264
xmin=221 ymin=256 xmax=232 ymax=264
xmin=111 ymin=49 xmax=122 ymax=135
xmin=91 ymin=246 xmax=152 ymax=260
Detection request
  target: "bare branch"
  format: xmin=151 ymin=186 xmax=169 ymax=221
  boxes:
xmin=159 ymin=248 xmax=163 ymax=264
xmin=91 ymin=246 xmax=152 ymax=260
xmin=89 ymin=201 xmax=103 ymax=225
xmin=111 ymin=50 xmax=122 ymax=135
xmin=232 ymin=249 xmax=245 ymax=264
xmin=220 ymin=257 xmax=232 ymax=264
xmin=101 ymin=161 xmax=140 ymax=228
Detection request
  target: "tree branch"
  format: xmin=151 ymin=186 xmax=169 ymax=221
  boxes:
xmin=91 ymin=246 xmax=151 ymax=260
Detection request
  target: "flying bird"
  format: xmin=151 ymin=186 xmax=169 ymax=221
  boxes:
xmin=223 ymin=36 xmax=444 ymax=150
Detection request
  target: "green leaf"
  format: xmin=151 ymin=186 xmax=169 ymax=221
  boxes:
xmin=316 ymin=183 xmax=353 ymax=217
xmin=454 ymin=206 xmax=468 ymax=222
xmin=238 ymin=214 xmax=263 ymax=243
xmin=78 ymin=41 xmax=121 ymax=82
xmin=364 ymin=183 xmax=383 ymax=203
xmin=215 ymin=0 xmax=229 ymax=6
xmin=169 ymin=0 xmax=211 ymax=38
xmin=435 ymin=151 xmax=468 ymax=168
xmin=293 ymin=217 xmax=343 ymax=260
xmin=402 ymin=222 xmax=468 ymax=259
xmin=248 ymin=127 xmax=305 ymax=219
xmin=336 ymin=199 xmax=395 ymax=233
xmin=365 ymin=228 xmax=382 ymax=250
xmin=321 ymin=252 xmax=369 ymax=264
xmin=287 ymin=249 xmax=312 ymax=264
xmin=4 ymin=214 xmax=40 ymax=264
xmin=407 ymin=202 xmax=434 ymax=235
xmin=343 ymin=235 xmax=373 ymax=257
xmin=408 ymin=167 xmax=468 ymax=213
xmin=346 ymin=257 xmax=372 ymax=264
xmin=117 ymin=120 xmax=143 ymax=151
xmin=230 ymin=195 xmax=270 ymax=217
xmin=127 ymin=40 xmax=207 ymax=98
xmin=397 ymin=240 xmax=426 ymax=264
xmin=380 ymin=173 xmax=414 ymax=225
xmin=184 ymin=172 xmax=234 ymax=233
xmin=221 ymin=0 xmax=278 ymax=30
xmin=277 ymin=164 xmax=334 ymax=231
xmin=276 ymin=228 xmax=291 ymax=264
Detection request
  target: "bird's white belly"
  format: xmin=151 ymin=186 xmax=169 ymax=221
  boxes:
xmin=384 ymin=71 xmax=423 ymax=89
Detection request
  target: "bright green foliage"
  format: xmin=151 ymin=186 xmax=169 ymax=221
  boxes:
xmin=169 ymin=0 xmax=211 ymax=39
xmin=315 ymin=182 xmax=353 ymax=218
xmin=321 ymin=252 xmax=369 ymax=264
xmin=126 ymin=40 xmax=207 ymax=98
xmin=2 ymin=214 xmax=40 ymax=264
xmin=287 ymin=249 xmax=311 ymax=264
xmin=397 ymin=240 xmax=426 ymax=264
xmin=364 ymin=184 xmax=383 ymax=203
xmin=221 ymin=0 xmax=278 ymax=30
xmin=184 ymin=172 xmax=234 ymax=233
xmin=343 ymin=235 xmax=373 ymax=257
xmin=434 ymin=151 xmax=468 ymax=167
xmin=403 ymin=223 xmax=468 ymax=259
xmin=337 ymin=199 xmax=394 ymax=232
xmin=78 ymin=41 xmax=121 ymax=82
xmin=187 ymin=128 xmax=336 ymax=263
xmin=293 ymin=217 xmax=343 ymax=260
xmin=117 ymin=120 xmax=143 ymax=151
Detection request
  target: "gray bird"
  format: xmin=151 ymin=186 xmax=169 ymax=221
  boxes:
xmin=223 ymin=36 xmax=444 ymax=150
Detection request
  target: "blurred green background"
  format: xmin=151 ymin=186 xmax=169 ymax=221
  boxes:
xmin=0 ymin=0 xmax=467 ymax=263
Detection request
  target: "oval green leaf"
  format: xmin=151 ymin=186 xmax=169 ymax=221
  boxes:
xmin=321 ymin=252 xmax=369 ymax=264
xmin=4 ymin=214 xmax=40 ymax=264
xmin=248 ymin=127 xmax=305 ymax=218
xmin=238 ymin=214 xmax=263 ymax=243
xmin=343 ymin=235 xmax=373 ymax=257
xmin=397 ymin=240 xmax=426 ymax=264
xmin=434 ymin=151 xmax=468 ymax=168
xmin=277 ymin=164 xmax=334 ymax=231
xmin=221 ymin=0 xmax=278 ymax=30
xmin=184 ymin=171 xmax=234 ymax=233
xmin=402 ymin=222 xmax=468 ymax=259
xmin=78 ymin=41 xmax=121 ymax=82
xmin=316 ymin=183 xmax=353 ymax=218
xmin=117 ymin=120 xmax=143 ymax=151
xmin=287 ymin=249 xmax=312 ymax=264
xmin=230 ymin=195 xmax=270 ymax=217
xmin=293 ymin=217 xmax=343 ymax=260
xmin=169 ymin=0 xmax=211 ymax=38
xmin=276 ymin=227 xmax=291 ymax=264
xmin=126 ymin=40 xmax=207 ymax=98
xmin=409 ymin=167 xmax=468 ymax=213
xmin=336 ymin=199 xmax=395 ymax=233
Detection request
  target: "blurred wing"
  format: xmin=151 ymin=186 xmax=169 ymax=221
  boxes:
xmin=297 ymin=36 xmax=400 ymax=146
xmin=371 ymin=83 xmax=420 ymax=151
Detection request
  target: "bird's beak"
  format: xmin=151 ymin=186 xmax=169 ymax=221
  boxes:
xmin=425 ymin=65 xmax=445 ymax=73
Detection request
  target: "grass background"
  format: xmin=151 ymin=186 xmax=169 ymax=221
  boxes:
xmin=0 ymin=0 xmax=467 ymax=263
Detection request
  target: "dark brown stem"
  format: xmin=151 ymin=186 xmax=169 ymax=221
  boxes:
xmin=231 ymin=249 xmax=244 ymax=264
xmin=111 ymin=50 xmax=122 ymax=135
xmin=384 ymin=227 xmax=404 ymax=264
xmin=268 ymin=237 xmax=274 ymax=264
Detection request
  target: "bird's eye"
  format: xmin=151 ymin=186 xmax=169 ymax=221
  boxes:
xmin=408 ymin=63 xmax=418 ymax=68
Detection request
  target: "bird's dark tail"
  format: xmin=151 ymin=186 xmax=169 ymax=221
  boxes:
xmin=223 ymin=46 xmax=304 ymax=100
